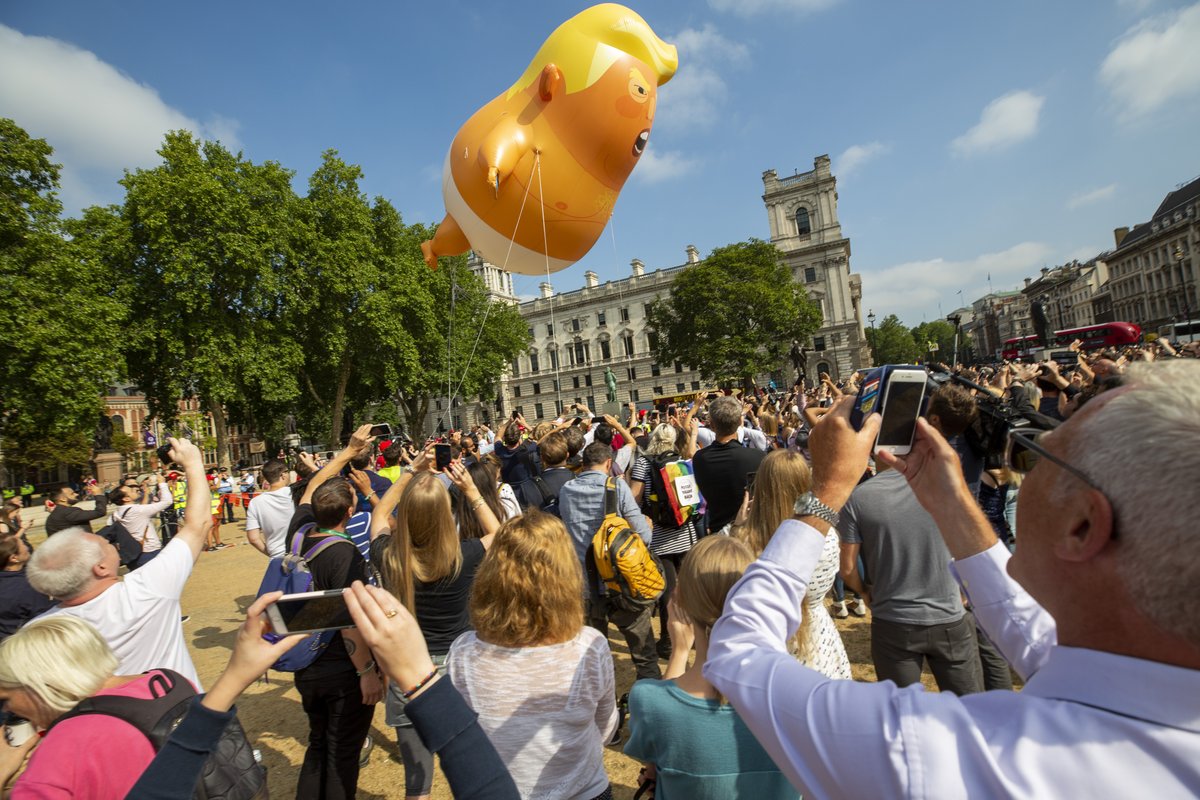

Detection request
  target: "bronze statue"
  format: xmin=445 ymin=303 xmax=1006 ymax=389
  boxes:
xmin=604 ymin=367 xmax=619 ymax=404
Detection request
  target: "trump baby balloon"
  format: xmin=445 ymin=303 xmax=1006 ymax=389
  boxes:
xmin=421 ymin=4 xmax=677 ymax=275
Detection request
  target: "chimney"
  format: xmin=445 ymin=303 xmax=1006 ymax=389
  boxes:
xmin=1024 ymin=277 xmax=1032 ymax=288
xmin=1040 ymin=267 xmax=1049 ymax=276
xmin=1113 ymin=227 xmax=1129 ymax=247
xmin=539 ymin=281 xmax=553 ymax=299
xmin=630 ymin=258 xmax=644 ymax=277
xmin=584 ymin=270 xmax=599 ymax=288
xmin=685 ymin=244 xmax=700 ymax=264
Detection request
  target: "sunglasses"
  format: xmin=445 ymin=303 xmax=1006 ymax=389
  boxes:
xmin=1005 ymin=427 xmax=1109 ymax=497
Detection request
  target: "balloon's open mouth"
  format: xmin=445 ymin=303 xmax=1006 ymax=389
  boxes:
xmin=633 ymin=130 xmax=649 ymax=156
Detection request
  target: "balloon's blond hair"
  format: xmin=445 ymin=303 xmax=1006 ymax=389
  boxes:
xmin=506 ymin=3 xmax=678 ymax=100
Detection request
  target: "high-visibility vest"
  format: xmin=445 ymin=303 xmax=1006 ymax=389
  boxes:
xmin=171 ymin=481 xmax=187 ymax=510
xmin=19 ymin=484 xmax=34 ymax=496
xmin=1 ymin=488 xmax=14 ymax=499
xmin=210 ymin=493 xmax=222 ymax=515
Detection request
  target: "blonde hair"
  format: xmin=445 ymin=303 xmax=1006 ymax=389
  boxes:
xmin=735 ymin=450 xmax=812 ymax=556
xmin=506 ymin=3 xmax=677 ymax=99
xmin=469 ymin=511 xmax=583 ymax=648
xmin=677 ymin=537 xmax=754 ymax=703
xmin=379 ymin=473 xmax=463 ymax=613
xmin=645 ymin=423 xmax=678 ymax=457
xmin=0 ymin=616 xmax=118 ymax=718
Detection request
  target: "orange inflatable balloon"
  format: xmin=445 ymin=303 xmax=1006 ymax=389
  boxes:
xmin=421 ymin=3 xmax=677 ymax=275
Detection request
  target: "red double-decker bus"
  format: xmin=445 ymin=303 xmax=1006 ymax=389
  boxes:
xmin=1000 ymin=322 xmax=1141 ymax=360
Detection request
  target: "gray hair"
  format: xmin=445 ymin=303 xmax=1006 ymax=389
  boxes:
xmin=27 ymin=529 xmax=104 ymax=601
xmin=645 ymin=424 xmax=678 ymax=457
xmin=708 ymin=396 xmax=743 ymax=437
xmin=1067 ymin=360 xmax=1200 ymax=646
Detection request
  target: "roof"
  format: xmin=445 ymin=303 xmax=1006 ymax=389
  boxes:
xmin=1116 ymin=174 xmax=1200 ymax=253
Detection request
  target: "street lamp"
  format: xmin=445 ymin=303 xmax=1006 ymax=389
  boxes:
xmin=867 ymin=309 xmax=877 ymax=365
xmin=946 ymin=313 xmax=962 ymax=367
xmin=1177 ymin=246 xmax=1194 ymax=343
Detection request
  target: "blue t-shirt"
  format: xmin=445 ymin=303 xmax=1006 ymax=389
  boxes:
xmin=624 ymin=680 xmax=799 ymax=800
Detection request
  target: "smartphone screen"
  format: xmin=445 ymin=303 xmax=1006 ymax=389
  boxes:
xmin=368 ymin=423 xmax=392 ymax=438
xmin=877 ymin=375 xmax=926 ymax=449
xmin=269 ymin=591 xmax=354 ymax=635
xmin=434 ymin=443 xmax=452 ymax=471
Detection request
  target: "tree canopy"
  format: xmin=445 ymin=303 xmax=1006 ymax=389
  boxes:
xmin=646 ymin=239 xmax=822 ymax=388
xmin=866 ymin=314 xmax=920 ymax=365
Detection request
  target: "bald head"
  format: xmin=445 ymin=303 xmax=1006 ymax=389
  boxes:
xmin=27 ymin=530 xmax=109 ymax=600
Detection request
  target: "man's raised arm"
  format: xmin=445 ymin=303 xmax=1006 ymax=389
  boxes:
xmin=300 ymin=424 xmax=375 ymax=506
xmin=170 ymin=438 xmax=213 ymax=563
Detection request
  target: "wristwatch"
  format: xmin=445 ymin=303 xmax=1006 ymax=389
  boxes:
xmin=793 ymin=491 xmax=840 ymax=528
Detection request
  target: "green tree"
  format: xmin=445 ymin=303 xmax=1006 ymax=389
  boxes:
xmin=866 ymin=314 xmax=920 ymax=365
xmin=910 ymin=320 xmax=957 ymax=362
xmin=0 ymin=119 xmax=126 ymax=468
xmin=646 ymin=239 xmax=822 ymax=389
xmin=117 ymin=131 xmax=306 ymax=468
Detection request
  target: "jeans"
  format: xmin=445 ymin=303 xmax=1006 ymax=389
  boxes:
xmin=130 ymin=550 xmax=159 ymax=570
xmin=832 ymin=553 xmax=867 ymax=603
xmin=295 ymin=667 xmax=376 ymax=800
xmin=870 ymin=614 xmax=984 ymax=696
xmin=385 ymin=654 xmax=449 ymax=796
xmin=220 ymin=494 xmax=235 ymax=523
xmin=587 ymin=594 xmax=661 ymax=681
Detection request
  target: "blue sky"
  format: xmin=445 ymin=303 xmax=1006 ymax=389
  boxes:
xmin=2 ymin=0 xmax=1198 ymax=326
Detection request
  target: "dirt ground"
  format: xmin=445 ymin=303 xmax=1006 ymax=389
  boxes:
xmin=165 ymin=515 xmax=937 ymax=799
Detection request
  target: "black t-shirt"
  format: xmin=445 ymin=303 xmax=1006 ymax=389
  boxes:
xmin=291 ymin=505 xmax=369 ymax=678
xmin=370 ymin=535 xmax=486 ymax=656
xmin=693 ymin=439 xmax=765 ymax=532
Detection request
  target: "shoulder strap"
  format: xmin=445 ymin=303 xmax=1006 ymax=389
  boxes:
xmin=46 ymin=670 xmax=195 ymax=744
xmin=302 ymin=535 xmax=353 ymax=562
xmin=604 ymin=477 xmax=618 ymax=517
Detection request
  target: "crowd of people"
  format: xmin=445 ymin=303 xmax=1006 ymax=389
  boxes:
xmin=0 ymin=338 xmax=1197 ymax=799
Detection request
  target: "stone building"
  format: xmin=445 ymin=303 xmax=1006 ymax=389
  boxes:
xmin=1107 ymin=175 xmax=1199 ymax=335
xmin=965 ymin=290 xmax=1031 ymax=359
xmin=1020 ymin=257 xmax=1110 ymax=333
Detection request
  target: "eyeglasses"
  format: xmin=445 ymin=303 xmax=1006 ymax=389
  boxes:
xmin=1004 ymin=427 xmax=1105 ymax=494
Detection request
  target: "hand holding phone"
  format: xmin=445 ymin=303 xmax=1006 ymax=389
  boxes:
xmin=265 ymin=590 xmax=355 ymax=635
xmin=875 ymin=368 xmax=927 ymax=455
xmin=434 ymin=443 xmax=452 ymax=471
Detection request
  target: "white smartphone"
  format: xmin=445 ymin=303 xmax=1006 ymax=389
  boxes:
xmin=875 ymin=368 xmax=928 ymax=455
xmin=265 ymin=589 xmax=355 ymax=635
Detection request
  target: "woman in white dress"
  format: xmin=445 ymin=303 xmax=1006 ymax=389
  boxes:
xmin=733 ymin=449 xmax=852 ymax=678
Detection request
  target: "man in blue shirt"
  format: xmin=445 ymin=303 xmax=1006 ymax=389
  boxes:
xmin=560 ymin=442 xmax=660 ymax=680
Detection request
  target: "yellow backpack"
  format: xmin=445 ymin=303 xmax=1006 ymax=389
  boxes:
xmin=589 ymin=478 xmax=665 ymax=603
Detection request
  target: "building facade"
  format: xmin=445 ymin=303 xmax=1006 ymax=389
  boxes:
xmin=1020 ymin=257 xmax=1110 ymax=334
xmin=965 ymin=290 xmax=1031 ymax=359
xmin=1107 ymin=176 xmax=1199 ymax=335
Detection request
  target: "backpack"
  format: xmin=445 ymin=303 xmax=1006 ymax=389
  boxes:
xmin=98 ymin=508 xmax=144 ymax=568
xmin=643 ymin=454 xmax=702 ymax=529
xmin=588 ymin=478 xmax=665 ymax=603
xmin=48 ymin=669 xmax=267 ymax=800
xmin=255 ymin=523 xmax=353 ymax=672
xmin=512 ymin=445 xmax=555 ymax=511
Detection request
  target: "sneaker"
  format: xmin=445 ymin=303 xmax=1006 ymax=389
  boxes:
xmin=180 ymin=615 xmax=191 ymax=624
xmin=830 ymin=601 xmax=848 ymax=619
xmin=850 ymin=598 xmax=868 ymax=617
xmin=359 ymin=734 xmax=373 ymax=767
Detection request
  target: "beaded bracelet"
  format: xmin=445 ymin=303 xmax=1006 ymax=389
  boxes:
xmin=401 ymin=668 xmax=439 ymax=699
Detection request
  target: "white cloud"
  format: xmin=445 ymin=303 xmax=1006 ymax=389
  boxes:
xmin=655 ymin=24 xmax=748 ymax=132
xmin=0 ymin=24 xmax=239 ymax=210
xmin=835 ymin=142 xmax=890 ymax=178
xmin=1099 ymin=3 xmax=1200 ymax=119
xmin=634 ymin=145 xmax=698 ymax=183
xmin=950 ymin=90 xmax=1045 ymax=157
xmin=1067 ymin=184 xmax=1117 ymax=209
xmin=708 ymin=0 xmax=841 ymax=15
xmin=861 ymin=241 xmax=1055 ymax=323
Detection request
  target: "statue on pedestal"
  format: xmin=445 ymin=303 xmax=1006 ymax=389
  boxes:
xmin=789 ymin=340 xmax=808 ymax=385
xmin=93 ymin=413 xmax=114 ymax=451
xmin=604 ymin=367 xmax=619 ymax=404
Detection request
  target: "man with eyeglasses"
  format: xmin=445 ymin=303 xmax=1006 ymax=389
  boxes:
xmin=706 ymin=361 xmax=1200 ymax=798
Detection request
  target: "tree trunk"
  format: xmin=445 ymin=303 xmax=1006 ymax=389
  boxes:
xmin=206 ymin=396 xmax=232 ymax=469
xmin=399 ymin=395 xmax=431 ymax=441
xmin=328 ymin=351 xmax=353 ymax=450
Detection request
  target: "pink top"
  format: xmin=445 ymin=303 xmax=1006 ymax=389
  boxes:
xmin=13 ymin=672 xmax=168 ymax=799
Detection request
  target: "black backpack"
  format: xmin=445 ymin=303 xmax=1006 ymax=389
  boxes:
xmin=97 ymin=507 xmax=144 ymax=568
xmin=48 ymin=669 xmax=267 ymax=799
xmin=642 ymin=453 xmax=681 ymax=529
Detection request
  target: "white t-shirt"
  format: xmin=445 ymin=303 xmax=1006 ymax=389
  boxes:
xmin=448 ymin=627 xmax=616 ymax=800
xmin=38 ymin=537 xmax=200 ymax=687
xmin=112 ymin=483 xmax=173 ymax=553
xmin=245 ymin=485 xmax=294 ymax=558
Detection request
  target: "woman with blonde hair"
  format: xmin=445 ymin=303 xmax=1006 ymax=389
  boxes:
xmin=624 ymin=536 xmax=798 ymax=799
xmin=0 ymin=616 xmax=164 ymax=798
xmin=369 ymin=456 xmax=500 ymax=800
xmin=734 ymin=449 xmax=851 ymax=679
xmin=448 ymin=511 xmax=616 ymax=800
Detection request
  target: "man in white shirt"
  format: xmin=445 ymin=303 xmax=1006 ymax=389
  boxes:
xmin=705 ymin=361 xmax=1200 ymax=797
xmin=27 ymin=438 xmax=212 ymax=688
xmin=108 ymin=473 xmax=174 ymax=569
xmin=245 ymin=458 xmax=293 ymax=558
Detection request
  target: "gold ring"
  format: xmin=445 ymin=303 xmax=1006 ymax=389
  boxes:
xmin=384 ymin=609 xmax=399 ymax=619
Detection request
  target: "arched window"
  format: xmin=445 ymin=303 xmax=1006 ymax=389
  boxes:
xmin=817 ymin=361 xmax=831 ymax=377
xmin=795 ymin=207 xmax=811 ymax=237
xmin=111 ymin=414 xmax=126 ymax=433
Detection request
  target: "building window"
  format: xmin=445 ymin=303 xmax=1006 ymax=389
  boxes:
xmin=549 ymin=349 xmax=559 ymax=370
xmin=651 ymin=363 xmax=661 ymax=377
xmin=630 ymin=389 xmax=640 ymax=402
xmin=817 ymin=361 xmax=831 ymax=376
xmin=654 ymin=386 xmax=664 ymax=396
xmin=527 ymin=327 xmax=534 ymax=338
xmin=571 ymin=318 xmax=581 ymax=333
xmin=553 ymin=379 xmax=559 ymax=392
xmin=644 ymin=302 xmax=654 ymax=317
xmin=599 ymin=339 xmax=611 ymax=360
xmin=813 ymin=336 xmax=826 ymax=351
xmin=804 ymin=266 xmax=817 ymax=283
xmin=676 ymin=383 xmax=685 ymax=392
xmin=620 ymin=307 xmax=630 ymax=323
xmin=572 ymin=341 xmax=587 ymax=365
xmin=597 ymin=310 xmax=606 ymax=327
xmin=796 ymin=207 xmax=811 ymax=237
xmin=572 ymin=376 xmax=580 ymax=389
xmin=627 ymin=366 xmax=637 ymax=380
xmin=674 ymin=361 xmax=683 ymax=373
xmin=647 ymin=331 xmax=658 ymax=352
xmin=532 ymin=382 xmax=541 ymax=395
xmin=691 ymin=381 xmax=700 ymax=390
xmin=529 ymin=352 xmax=539 ymax=373
xmin=585 ymin=373 xmax=593 ymax=387
xmin=510 ymin=359 xmax=520 ymax=377
xmin=623 ymin=335 xmax=635 ymax=356
xmin=534 ymin=403 xmax=544 ymax=420
xmin=514 ymin=385 xmax=522 ymax=397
